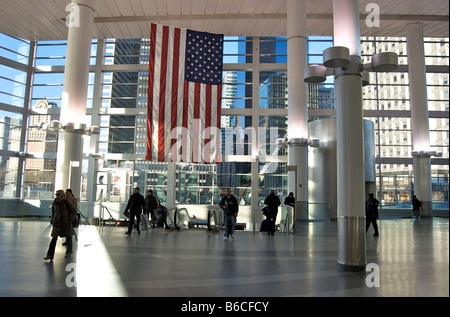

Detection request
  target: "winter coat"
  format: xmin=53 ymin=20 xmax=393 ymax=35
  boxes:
xmin=412 ymin=198 xmax=422 ymax=211
xmin=125 ymin=193 xmax=146 ymax=215
xmin=365 ymin=198 xmax=379 ymax=219
xmin=145 ymin=194 xmax=158 ymax=215
xmin=66 ymin=194 xmax=78 ymax=209
xmin=412 ymin=197 xmax=422 ymax=216
xmin=284 ymin=195 xmax=295 ymax=207
xmin=50 ymin=198 xmax=77 ymax=237
xmin=264 ymin=193 xmax=281 ymax=216
xmin=219 ymin=194 xmax=239 ymax=215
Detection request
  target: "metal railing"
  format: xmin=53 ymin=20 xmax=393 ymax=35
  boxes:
xmin=280 ymin=205 xmax=294 ymax=234
xmin=164 ymin=207 xmax=192 ymax=230
xmin=164 ymin=207 xmax=177 ymax=229
xmin=99 ymin=205 xmax=116 ymax=228
xmin=207 ymin=207 xmax=223 ymax=232
xmin=175 ymin=207 xmax=191 ymax=229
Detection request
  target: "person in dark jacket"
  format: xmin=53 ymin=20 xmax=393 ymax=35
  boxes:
xmin=264 ymin=190 xmax=281 ymax=235
xmin=284 ymin=192 xmax=295 ymax=207
xmin=44 ymin=189 xmax=77 ymax=261
xmin=366 ymin=193 xmax=380 ymax=236
xmin=145 ymin=189 xmax=158 ymax=228
xmin=412 ymin=195 xmax=422 ymax=219
xmin=125 ymin=187 xmax=146 ymax=236
xmin=219 ymin=188 xmax=239 ymax=240
xmin=155 ymin=200 xmax=168 ymax=228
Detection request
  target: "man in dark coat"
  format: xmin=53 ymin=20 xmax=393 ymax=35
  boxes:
xmin=264 ymin=190 xmax=281 ymax=235
xmin=44 ymin=189 xmax=77 ymax=261
xmin=366 ymin=193 xmax=380 ymax=236
xmin=145 ymin=189 xmax=158 ymax=228
xmin=412 ymin=195 xmax=422 ymax=219
xmin=219 ymin=188 xmax=239 ymax=240
xmin=125 ymin=187 xmax=146 ymax=235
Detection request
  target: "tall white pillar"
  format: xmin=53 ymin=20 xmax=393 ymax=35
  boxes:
xmin=55 ymin=0 xmax=95 ymax=199
xmin=333 ymin=0 xmax=366 ymax=272
xmin=166 ymin=162 xmax=176 ymax=208
xmin=251 ymin=37 xmax=260 ymax=231
xmin=406 ymin=22 xmax=433 ymax=217
xmin=86 ymin=38 xmax=103 ymax=218
xmin=287 ymin=0 xmax=308 ymax=224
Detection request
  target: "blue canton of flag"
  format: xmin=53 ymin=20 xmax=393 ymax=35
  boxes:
xmin=185 ymin=29 xmax=223 ymax=85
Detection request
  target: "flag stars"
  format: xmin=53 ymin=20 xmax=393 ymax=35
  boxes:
xmin=185 ymin=29 xmax=223 ymax=85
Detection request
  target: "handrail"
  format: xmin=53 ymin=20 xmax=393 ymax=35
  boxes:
xmin=175 ymin=207 xmax=191 ymax=229
xmin=165 ymin=207 xmax=178 ymax=229
xmin=282 ymin=205 xmax=295 ymax=234
xmin=99 ymin=205 xmax=116 ymax=229
xmin=76 ymin=207 xmax=90 ymax=226
xmin=163 ymin=207 xmax=192 ymax=230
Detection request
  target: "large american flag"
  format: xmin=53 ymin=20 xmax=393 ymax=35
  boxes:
xmin=146 ymin=23 xmax=223 ymax=164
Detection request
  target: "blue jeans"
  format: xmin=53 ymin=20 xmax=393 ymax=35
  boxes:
xmin=223 ymin=214 xmax=236 ymax=237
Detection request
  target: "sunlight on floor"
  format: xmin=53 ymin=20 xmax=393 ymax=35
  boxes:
xmin=76 ymin=225 xmax=128 ymax=297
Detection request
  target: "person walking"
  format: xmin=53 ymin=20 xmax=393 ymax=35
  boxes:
xmin=145 ymin=189 xmax=158 ymax=228
xmin=44 ymin=190 xmax=78 ymax=261
xmin=124 ymin=187 xmax=146 ymax=236
xmin=264 ymin=189 xmax=281 ymax=236
xmin=366 ymin=193 xmax=380 ymax=236
xmin=219 ymin=188 xmax=239 ymax=240
xmin=412 ymin=195 xmax=422 ymax=219
xmin=63 ymin=189 xmax=79 ymax=246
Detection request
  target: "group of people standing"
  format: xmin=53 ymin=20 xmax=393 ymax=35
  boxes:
xmin=123 ymin=186 xmax=288 ymax=241
xmin=220 ymin=188 xmax=288 ymax=239
xmin=124 ymin=187 xmax=166 ymax=236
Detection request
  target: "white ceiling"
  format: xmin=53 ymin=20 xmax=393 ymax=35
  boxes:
xmin=0 ymin=0 xmax=448 ymax=41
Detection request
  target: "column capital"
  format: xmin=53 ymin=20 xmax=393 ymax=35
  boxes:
xmin=72 ymin=0 xmax=96 ymax=11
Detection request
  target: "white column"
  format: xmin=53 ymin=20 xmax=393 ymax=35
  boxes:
xmin=166 ymin=162 xmax=176 ymax=208
xmin=287 ymin=0 xmax=308 ymax=224
xmin=333 ymin=0 xmax=366 ymax=272
xmin=86 ymin=39 xmax=103 ymax=218
xmin=55 ymin=0 xmax=95 ymax=199
xmin=251 ymin=37 xmax=260 ymax=231
xmin=333 ymin=0 xmax=361 ymax=56
xmin=251 ymin=158 xmax=259 ymax=231
xmin=406 ymin=22 xmax=432 ymax=217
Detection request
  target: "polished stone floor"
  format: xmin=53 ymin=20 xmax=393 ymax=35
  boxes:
xmin=0 ymin=217 xmax=448 ymax=298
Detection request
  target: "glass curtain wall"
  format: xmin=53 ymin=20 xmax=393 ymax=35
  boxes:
xmin=0 ymin=34 xmax=31 ymax=202
xmin=0 ymin=32 xmax=448 ymax=217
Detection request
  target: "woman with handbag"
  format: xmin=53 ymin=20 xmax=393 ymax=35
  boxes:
xmin=44 ymin=190 xmax=78 ymax=261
